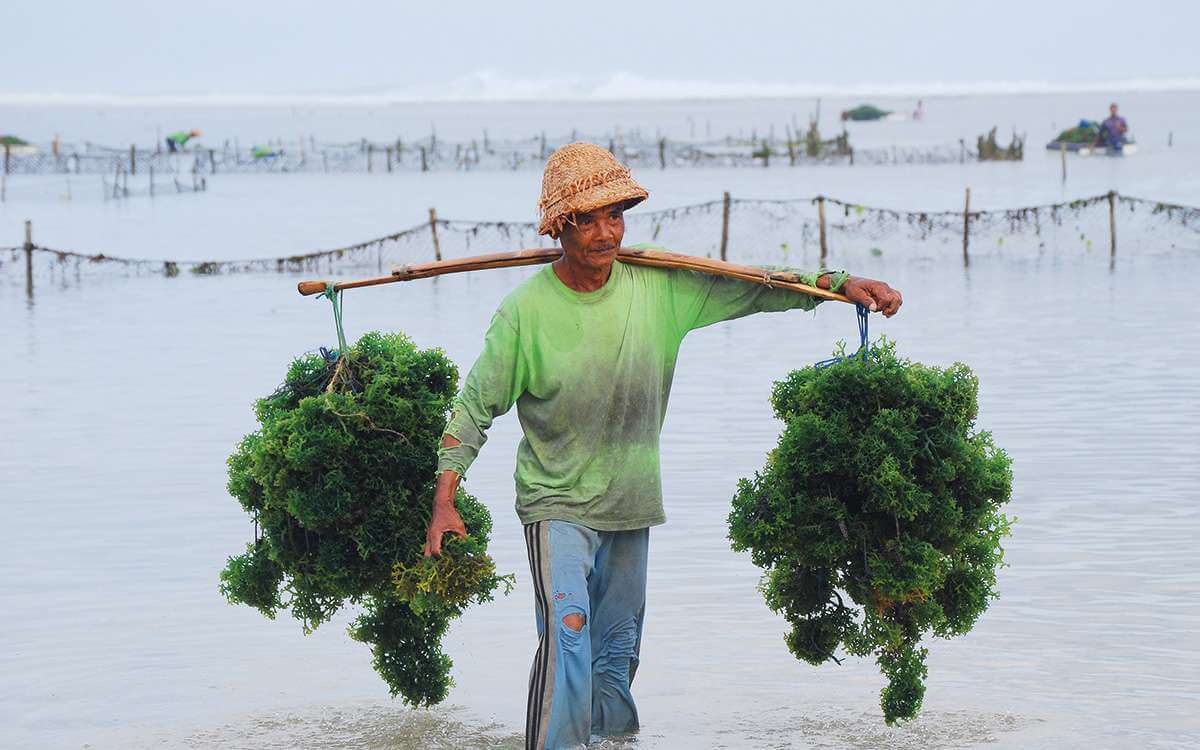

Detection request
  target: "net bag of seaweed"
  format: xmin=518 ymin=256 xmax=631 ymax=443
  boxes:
xmin=728 ymin=336 xmax=1013 ymax=724
xmin=219 ymin=330 xmax=512 ymax=706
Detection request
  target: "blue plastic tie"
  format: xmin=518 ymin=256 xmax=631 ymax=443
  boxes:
xmin=814 ymin=304 xmax=870 ymax=368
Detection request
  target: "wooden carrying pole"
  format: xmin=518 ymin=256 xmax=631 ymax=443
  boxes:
xmin=297 ymin=246 xmax=851 ymax=305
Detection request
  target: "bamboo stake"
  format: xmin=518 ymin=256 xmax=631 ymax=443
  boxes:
xmin=817 ymin=196 xmax=828 ymax=265
xmin=429 ymin=208 xmax=442 ymax=261
xmin=130 ymin=144 xmax=137 ymax=175
xmin=1108 ymin=190 xmax=1117 ymax=270
xmin=720 ymin=191 xmax=731 ymax=262
xmin=962 ymin=187 xmax=971 ymax=267
xmin=24 ymin=219 xmax=34 ymax=298
xmin=297 ymin=247 xmax=852 ymax=304
xmin=1060 ymin=144 xmax=1067 ymax=183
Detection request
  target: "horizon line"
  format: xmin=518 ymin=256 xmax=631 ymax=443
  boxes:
xmin=2 ymin=74 xmax=1198 ymax=108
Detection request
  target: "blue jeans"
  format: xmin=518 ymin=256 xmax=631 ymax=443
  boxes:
xmin=523 ymin=520 xmax=649 ymax=750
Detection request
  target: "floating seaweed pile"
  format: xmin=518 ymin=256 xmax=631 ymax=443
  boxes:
xmin=976 ymin=127 xmax=1024 ymax=161
xmin=1053 ymin=120 xmax=1100 ymax=144
xmin=220 ymin=330 xmax=512 ymax=705
xmin=728 ymin=338 xmax=1013 ymax=724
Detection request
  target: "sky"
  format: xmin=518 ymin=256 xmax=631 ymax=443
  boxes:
xmin=2 ymin=0 xmax=1198 ymax=100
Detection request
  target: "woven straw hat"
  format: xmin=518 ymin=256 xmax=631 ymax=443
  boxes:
xmin=537 ymin=142 xmax=648 ymax=237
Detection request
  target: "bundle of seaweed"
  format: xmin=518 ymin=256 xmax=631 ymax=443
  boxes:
xmin=840 ymin=104 xmax=892 ymax=122
xmin=977 ymin=127 xmax=1024 ymax=161
xmin=220 ymin=331 xmax=512 ymax=706
xmin=729 ymin=339 xmax=1013 ymax=724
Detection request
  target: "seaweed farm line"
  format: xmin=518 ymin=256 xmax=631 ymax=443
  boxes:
xmin=4 ymin=190 xmax=1196 ymax=295
xmin=1 ymin=131 xmax=988 ymax=177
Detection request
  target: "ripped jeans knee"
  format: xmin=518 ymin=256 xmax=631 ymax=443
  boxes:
xmin=556 ymin=606 xmax=588 ymax=650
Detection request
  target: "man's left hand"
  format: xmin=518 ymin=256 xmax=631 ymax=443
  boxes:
xmin=840 ymin=276 xmax=903 ymax=317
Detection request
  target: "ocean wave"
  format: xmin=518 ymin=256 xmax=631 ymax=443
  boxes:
xmin=4 ymin=70 xmax=1200 ymax=107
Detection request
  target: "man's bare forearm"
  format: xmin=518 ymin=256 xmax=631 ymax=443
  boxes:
xmin=435 ymin=434 xmax=462 ymax=507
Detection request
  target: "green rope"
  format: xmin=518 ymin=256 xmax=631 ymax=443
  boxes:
xmin=319 ymin=282 xmax=348 ymax=353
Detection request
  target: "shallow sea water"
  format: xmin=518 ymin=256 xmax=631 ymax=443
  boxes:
xmin=3 ymin=247 xmax=1198 ymax=749
xmin=2 ymin=94 xmax=1200 ymax=749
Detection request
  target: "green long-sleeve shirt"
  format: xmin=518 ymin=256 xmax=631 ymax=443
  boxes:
xmin=437 ymin=245 xmax=830 ymax=530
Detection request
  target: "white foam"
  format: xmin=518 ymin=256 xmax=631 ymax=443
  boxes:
xmin=4 ymin=70 xmax=1200 ymax=107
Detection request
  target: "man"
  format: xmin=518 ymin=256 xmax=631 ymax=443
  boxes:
xmin=1097 ymin=103 xmax=1129 ymax=152
xmin=165 ymin=129 xmax=201 ymax=153
xmin=423 ymin=142 xmax=902 ymax=750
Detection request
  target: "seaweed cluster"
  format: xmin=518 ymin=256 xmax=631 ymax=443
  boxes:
xmin=220 ymin=331 xmax=512 ymax=706
xmin=729 ymin=339 xmax=1013 ymax=724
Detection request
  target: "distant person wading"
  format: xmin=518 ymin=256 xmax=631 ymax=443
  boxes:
xmin=422 ymin=142 xmax=903 ymax=750
xmin=165 ymin=129 xmax=201 ymax=153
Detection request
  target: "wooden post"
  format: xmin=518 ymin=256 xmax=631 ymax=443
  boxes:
xmin=130 ymin=144 xmax=137 ymax=175
xmin=429 ymin=207 xmax=442 ymax=261
xmin=4 ymin=143 xmax=9 ymax=175
xmin=719 ymin=191 xmax=731 ymax=262
xmin=962 ymin=187 xmax=972 ymax=267
xmin=1060 ymin=145 xmax=1067 ymax=183
xmin=1168 ymin=131 xmax=1173 ymax=148
xmin=367 ymin=144 xmax=373 ymax=173
xmin=209 ymin=148 xmax=216 ymax=174
xmin=848 ymin=146 xmax=854 ymax=166
xmin=817 ymin=195 xmax=828 ymax=265
xmin=420 ymin=146 xmax=428 ymax=172
xmin=24 ymin=219 xmax=34 ymax=297
xmin=540 ymin=131 xmax=547 ymax=161
xmin=659 ymin=137 xmax=666 ymax=169
xmin=386 ymin=146 xmax=393 ymax=173
xmin=1108 ymin=190 xmax=1117 ymax=270
xmin=149 ymin=166 xmax=155 ymax=197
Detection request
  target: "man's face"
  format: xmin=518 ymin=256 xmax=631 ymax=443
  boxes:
xmin=1110 ymin=104 xmax=1119 ymax=116
xmin=559 ymin=202 xmax=625 ymax=272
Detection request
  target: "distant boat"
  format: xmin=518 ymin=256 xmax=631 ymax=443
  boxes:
xmin=841 ymin=104 xmax=892 ymax=122
xmin=1046 ymin=139 xmax=1137 ymax=156
xmin=1045 ymin=119 xmax=1136 ymax=156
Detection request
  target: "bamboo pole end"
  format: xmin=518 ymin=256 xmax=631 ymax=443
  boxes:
xmin=298 ymin=280 xmax=328 ymax=296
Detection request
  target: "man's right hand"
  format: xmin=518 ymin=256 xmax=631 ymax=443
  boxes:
xmin=423 ymin=470 xmax=468 ymax=557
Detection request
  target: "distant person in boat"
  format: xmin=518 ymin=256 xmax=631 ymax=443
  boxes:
xmin=165 ymin=130 xmax=201 ymax=153
xmin=1096 ymin=103 xmax=1128 ymax=151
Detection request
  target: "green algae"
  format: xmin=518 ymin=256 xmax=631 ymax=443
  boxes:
xmin=219 ymin=330 xmax=511 ymax=706
xmin=729 ymin=338 xmax=1013 ymax=724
